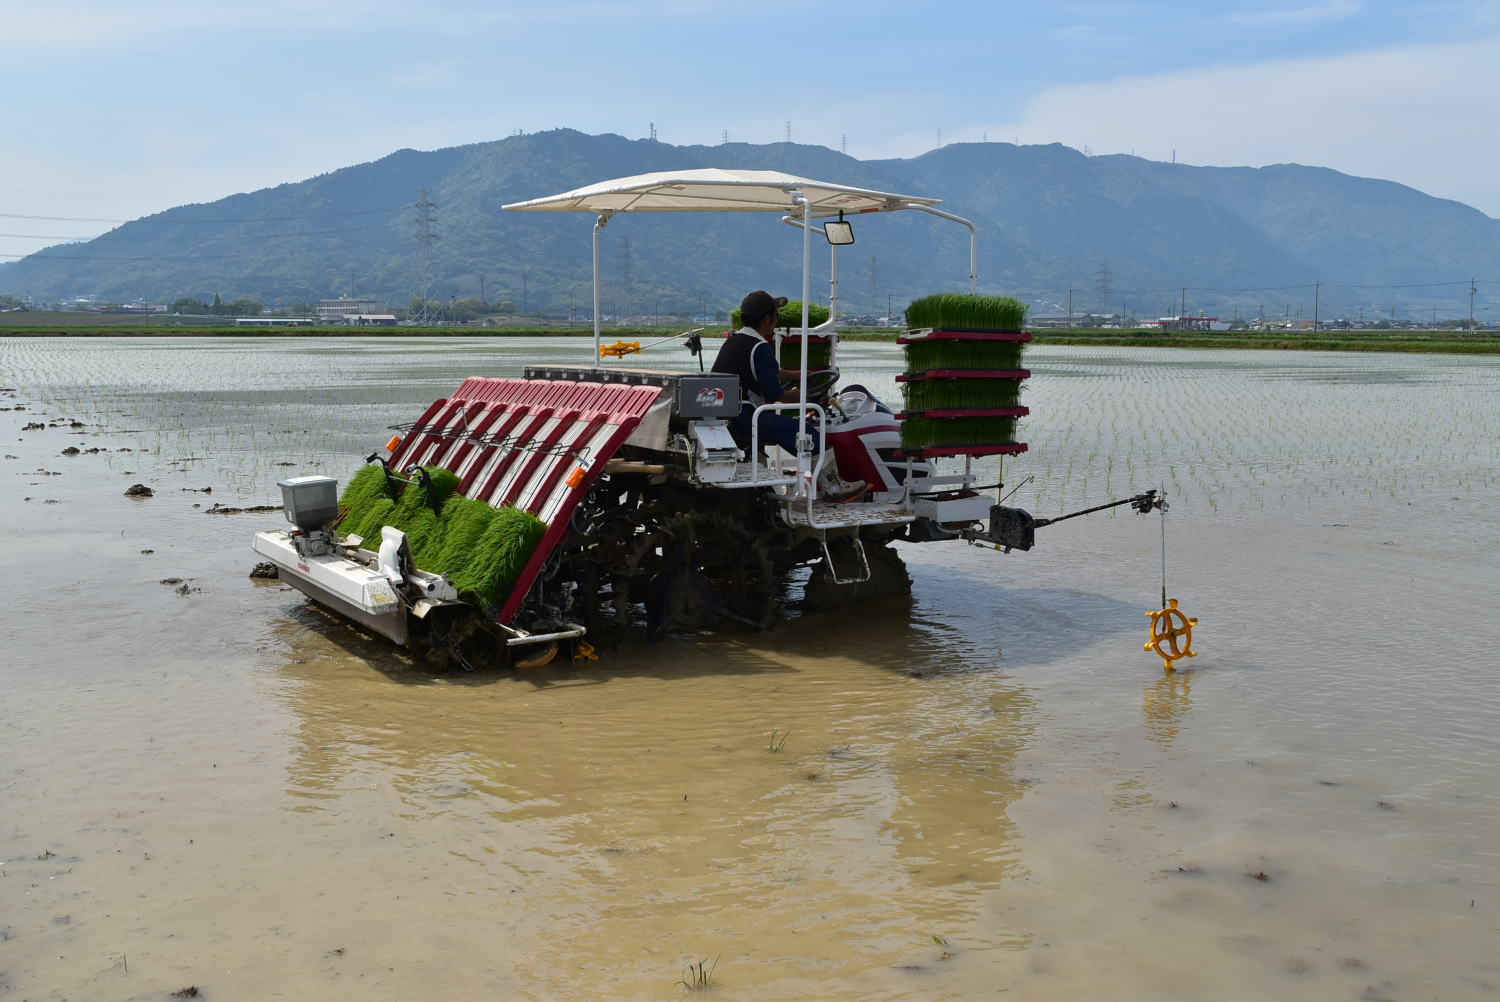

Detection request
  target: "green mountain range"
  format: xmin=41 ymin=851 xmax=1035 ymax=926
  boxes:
xmin=4 ymin=128 xmax=1497 ymax=319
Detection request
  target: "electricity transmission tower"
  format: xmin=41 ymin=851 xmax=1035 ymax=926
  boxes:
xmin=1095 ymin=262 xmax=1113 ymax=311
xmin=411 ymin=189 xmax=441 ymax=323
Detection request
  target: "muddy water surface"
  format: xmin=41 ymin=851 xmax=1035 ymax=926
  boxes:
xmin=2 ymin=337 xmax=1498 ymax=1000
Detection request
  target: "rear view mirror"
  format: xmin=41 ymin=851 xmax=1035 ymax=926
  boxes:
xmin=824 ymin=219 xmax=855 ymax=245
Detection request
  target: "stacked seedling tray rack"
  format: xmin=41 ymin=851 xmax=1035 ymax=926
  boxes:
xmin=896 ymin=294 xmax=1031 ymax=459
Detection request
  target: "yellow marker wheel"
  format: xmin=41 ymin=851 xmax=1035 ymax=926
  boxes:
xmin=1144 ymin=598 xmax=1198 ymax=671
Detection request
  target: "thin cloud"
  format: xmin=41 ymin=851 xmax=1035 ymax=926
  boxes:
xmin=1224 ymin=0 xmax=1362 ymax=28
xmin=977 ymin=35 xmax=1500 ymax=215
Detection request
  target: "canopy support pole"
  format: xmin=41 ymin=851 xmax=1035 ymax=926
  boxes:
xmin=778 ymin=214 xmax=838 ymax=327
xmin=592 ymin=212 xmax=611 ymax=361
xmin=908 ymin=203 xmax=978 ymax=294
xmin=792 ymin=191 xmax=813 ymax=489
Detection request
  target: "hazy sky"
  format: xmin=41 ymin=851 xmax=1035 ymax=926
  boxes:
xmin=3 ymin=0 xmax=1498 ymax=266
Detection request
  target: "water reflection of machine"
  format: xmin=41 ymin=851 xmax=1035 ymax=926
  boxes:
xmin=253 ymin=170 xmax=1161 ymax=669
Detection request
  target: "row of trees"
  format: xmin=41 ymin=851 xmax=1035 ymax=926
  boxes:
xmin=170 ymin=293 xmax=263 ymax=316
xmin=408 ymin=297 xmax=516 ymax=322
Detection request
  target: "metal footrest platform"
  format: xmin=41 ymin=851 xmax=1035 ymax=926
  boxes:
xmin=783 ymin=498 xmax=915 ymax=530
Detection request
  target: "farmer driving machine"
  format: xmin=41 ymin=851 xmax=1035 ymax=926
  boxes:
xmin=253 ymin=169 xmax=1160 ymax=669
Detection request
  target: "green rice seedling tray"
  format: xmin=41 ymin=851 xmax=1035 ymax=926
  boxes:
xmin=897 ymin=406 xmax=1029 ymax=420
xmin=901 ymin=339 xmax=1026 ymax=371
xmin=897 ymin=369 xmax=1031 ymax=381
xmin=897 ymin=329 xmax=1032 ymax=342
xmin=894 ymin=443 xmax=1029 ymax=458
xmin=778 ymin=334 xmax=834 ymax=370
xmin=905 ymin=294 xmax=1028 ymax=333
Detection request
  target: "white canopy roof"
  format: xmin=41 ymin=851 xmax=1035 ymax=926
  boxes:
xmin=502 ymin=168 xmax=940 ymax=217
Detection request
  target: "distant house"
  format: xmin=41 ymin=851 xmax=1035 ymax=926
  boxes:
xmin=1028 ymin=311 xmax=1120 ymax=328
xmin=342 ymin=314 xmax=397 ymax=326
xmin=1157 ymin=316 xmax=1230 ymax=332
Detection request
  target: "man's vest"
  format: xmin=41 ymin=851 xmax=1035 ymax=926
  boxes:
xmin=711 ymin=329 xmax=775 ymax=407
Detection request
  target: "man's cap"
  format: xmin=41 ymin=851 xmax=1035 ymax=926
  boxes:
xmin=740 ymin=290 xmax=788 ymax=325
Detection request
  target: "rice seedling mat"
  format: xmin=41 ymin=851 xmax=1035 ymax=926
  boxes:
xmin=897 ymin=369 xmax=1032 ymax=381
xmin=894 ymin=442 xmax=1030 ymax=459
xmin=896 ymin=405 xmax=1031 ymax=419
xmin=896 ymin=329 xmax=1033 ymax=343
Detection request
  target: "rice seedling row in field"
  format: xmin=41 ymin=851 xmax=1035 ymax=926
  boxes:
xmin=6 ymin=337 xmax=1497 ymax=538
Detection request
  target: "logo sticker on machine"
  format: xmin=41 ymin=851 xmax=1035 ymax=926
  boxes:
xmin=695 ymin=387 xmax=725 ymax=407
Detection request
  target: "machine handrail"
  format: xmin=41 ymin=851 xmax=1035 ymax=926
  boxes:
xmin=749 ymin=401 xmax=829 ymax=515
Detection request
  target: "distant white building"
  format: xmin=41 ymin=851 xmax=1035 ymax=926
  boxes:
xmin=317 ymin=298 xmax=382 ymax=322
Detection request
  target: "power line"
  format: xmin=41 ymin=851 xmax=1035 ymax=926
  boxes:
xmin=0 ymin=207 xmax=399 ymax=224
xmin=0 ymin=186 xmax=176 ymax=198
xmin=0 ymin=250 xmax=257 ymax=260
xmin=1 ymin=223 xmax=397 ymax=243
xmin=0 ymin=213 xmax=128 ymax=223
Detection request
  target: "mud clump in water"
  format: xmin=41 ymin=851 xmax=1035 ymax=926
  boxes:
xmin=124 ymin=483 xmax=153 ymax=497
xmin=249 ymin=562 xmax=279 ymax=580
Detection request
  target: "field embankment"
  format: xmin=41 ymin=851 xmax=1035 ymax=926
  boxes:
xmin=2 ymin=314 xmax=1498 ymax=354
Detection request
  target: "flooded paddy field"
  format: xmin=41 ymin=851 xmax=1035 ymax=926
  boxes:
xmin=2 ymin=336 xmax=1498 ymax=1001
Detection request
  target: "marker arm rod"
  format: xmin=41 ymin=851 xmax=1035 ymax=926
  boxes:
xmin=1032 ymin=489 xmax=1160 ymax=529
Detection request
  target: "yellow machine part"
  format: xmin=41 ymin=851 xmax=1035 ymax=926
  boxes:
xmin=1144 ymin=598 xmax=1198 ymax=672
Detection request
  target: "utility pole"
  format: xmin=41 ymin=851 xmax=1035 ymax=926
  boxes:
xmin=887 ymin=293 xmax=892 ymax=323
xmin=1180 ymin=287 xmax=1187 ymax=319
xmin=1313 ymin=281 xmax=1320 ymax=330
xmin=1067 ymin=288 xmax=1074 ymax=328
xmin=1470 ymin=277 xmax=1478 ymax=330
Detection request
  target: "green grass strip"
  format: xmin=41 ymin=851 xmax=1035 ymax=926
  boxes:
xmin=905 ymin=294 xmax=1027 ymax=332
